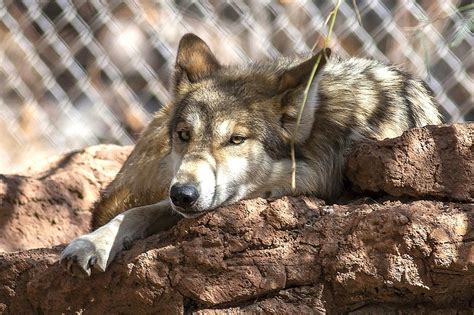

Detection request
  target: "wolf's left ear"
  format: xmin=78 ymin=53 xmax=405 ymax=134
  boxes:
xmin=277 ymin=48 xmax=331 ymax=143
xmin=173 ymin=33 xmax=221 ymax=93
xmin=278 ymin=48 xmax=331 ymax=93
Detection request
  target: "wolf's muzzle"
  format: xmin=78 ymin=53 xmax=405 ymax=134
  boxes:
xmin=170 ymin=184 xmax=199 ymax=209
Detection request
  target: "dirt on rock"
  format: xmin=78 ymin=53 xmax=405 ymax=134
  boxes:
xmin=0 ymin=124 xmax=473 ymax=314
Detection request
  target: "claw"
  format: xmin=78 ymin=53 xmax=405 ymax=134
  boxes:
xmin=59 ymin=254 xmax=90 ymax=277
xmin=88 ymin=256 xmax=97 ymax=269
xmin=60 ymin=238 xmax=98 ymax=277
xmin=123 ymin=236 xmax=133 ymax=250
xmin=72 ymin=263 xmax=91 ymax=277
xmin=66 ymin=256 xmax=75 ymax=272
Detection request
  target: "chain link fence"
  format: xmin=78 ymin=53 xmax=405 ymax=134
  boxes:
xmin=0 ymin=0 xmax=472 ymax=173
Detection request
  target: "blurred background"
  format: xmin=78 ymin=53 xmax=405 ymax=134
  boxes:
xmin=0 ymin=0 xmax=472 ymax=173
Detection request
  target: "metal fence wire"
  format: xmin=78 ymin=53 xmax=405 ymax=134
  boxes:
xmin=0 ymin=0 xmax=472 ymax=173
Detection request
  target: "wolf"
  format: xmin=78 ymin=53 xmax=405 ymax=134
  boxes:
xmin=60 ymin=33 xmax=441 ymax=276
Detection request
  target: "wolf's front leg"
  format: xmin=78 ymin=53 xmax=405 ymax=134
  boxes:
xmin=60 ymin=200 xmax=182 ymax=277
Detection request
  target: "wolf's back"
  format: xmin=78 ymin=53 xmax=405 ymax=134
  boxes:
xmin=314 ymin=56 xmax=442 ymax=142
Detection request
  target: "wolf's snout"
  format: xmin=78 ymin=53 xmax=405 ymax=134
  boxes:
xmin=170 ymin=184 xmax=200 ymax=208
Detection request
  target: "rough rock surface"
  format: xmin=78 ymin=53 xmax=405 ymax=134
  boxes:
xmin=346 ymin=123 xmax=473 ymax=202
xmin=0 ymin=123 xmax=473 ymax=314
xmin=0 ymin=198 xmax=473 ymax=314
xmin=0 ymin=145 xmax=132 ymax=252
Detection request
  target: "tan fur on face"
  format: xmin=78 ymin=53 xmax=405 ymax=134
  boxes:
xmin=170 ymin=112 xmax=272 ymax=213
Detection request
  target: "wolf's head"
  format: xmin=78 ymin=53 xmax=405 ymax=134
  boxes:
xmin=168 ymin=33 xmax=330 ymax=217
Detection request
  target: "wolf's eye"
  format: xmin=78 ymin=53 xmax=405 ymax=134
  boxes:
xmin=229 ymin=135 xmax=246 ymax=145
xmin=178 ymin=130 xmax=190 ymax=142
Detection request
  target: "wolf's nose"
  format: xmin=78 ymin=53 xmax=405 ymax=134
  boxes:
xmin=170 ymin=184 xmax=199 ymax=208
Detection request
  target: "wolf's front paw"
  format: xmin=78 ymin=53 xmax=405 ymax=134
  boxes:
xmin=60 ymin=238 xmax=107 ymax=277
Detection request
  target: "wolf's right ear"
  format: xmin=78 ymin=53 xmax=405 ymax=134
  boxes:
xmin=173 ymin=34 xmax=221 ymax=94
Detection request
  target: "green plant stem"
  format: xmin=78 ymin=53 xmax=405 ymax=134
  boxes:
xmin=291 ymin=0 xmax=341 ymax=191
